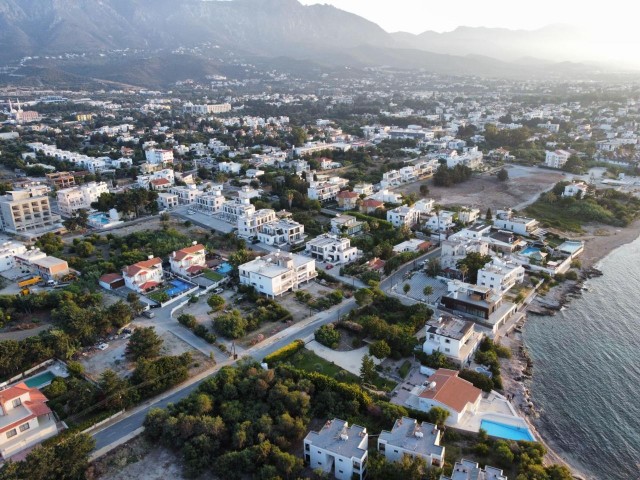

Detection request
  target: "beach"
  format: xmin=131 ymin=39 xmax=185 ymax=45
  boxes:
xmin=498 ymin=219 xmax=640 ymax=479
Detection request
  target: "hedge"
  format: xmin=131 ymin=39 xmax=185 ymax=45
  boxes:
xmin=263 ymin=339 xmax=305 ymax=365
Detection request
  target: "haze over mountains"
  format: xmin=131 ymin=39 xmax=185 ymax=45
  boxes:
xmin=0 ymin=0 xmax=632 ymax=86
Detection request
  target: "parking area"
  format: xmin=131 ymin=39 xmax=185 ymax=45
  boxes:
xmin=390 ymin=271 xmax=449 ymax=306
xmin=172 ymin=206 xmax=235 ymax=233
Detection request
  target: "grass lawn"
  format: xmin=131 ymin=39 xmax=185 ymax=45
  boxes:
xmin=203 ymin=269 xmax=224 ymax=282
xmin=148 ymin=290 xmax=169 ymax=303
xmin=525 ymin=201 xmax=583 ymax=232
xmin=288 ymin=348 xmax=397 ymax=392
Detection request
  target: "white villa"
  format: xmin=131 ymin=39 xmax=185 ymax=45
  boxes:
xmin=170 ymin=244 xmax=206 ymax=277
xmin=239 ymin=251 xmax=316 ymax=298
xmin=387 ymin=205 xmax=420 ymax=228
xmin=305 ymin=234 xmax=359 ymax=265
xmin=122 ymin=257 xmax=164 ymax=293
xmin=477 ymin=258 xmax=525 ymax=294
xmin=423 ymin=316 xmax=483 ymax=365
xmin=378 ymin=417 xmax=445 ymax=467
xmin=544 ymin=149 xmax=571 ymax=169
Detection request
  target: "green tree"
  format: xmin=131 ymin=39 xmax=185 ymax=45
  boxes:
xmin=419 ymin=183 xmax=430 ymax=197
xmin=74 ymin=240 xmax=94 ymax=258
xmin=314 ymin=324 xmax=341 ymax=349
xmin=423 ymin=285 xmax=433 ymax=296
xmin=457 ymin=252 xmax=492 ymax=284
xmin=214 ymin=310 xmax=248 ymax=339
xmin=369 ymin=340 xmax=391 ymax=359
xmin=98 ymin=369 xmax=136 ymax=410
xmin=403 ymin=283 xmax=411 ymax=294
xmin=360 ymin=354 xmax=376 ymax=383
xmin=426 ymin=406 xmax=450 ymax=428
xmin=354 ymin=288 xmax=374 ymax=307
xmin=126 ymin=327 xmax=163 ymax=360
xmin=497 ymin=167 xmax=509 ymax=181
xmin=207 ymin=294 xmax=225 ymax=311
xmin=486 ymin=208 xmax=493 ymax=221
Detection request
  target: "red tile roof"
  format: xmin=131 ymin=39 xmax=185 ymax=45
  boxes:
xmin=150 ymin=178 xmax=170 ymax=186
xmin=173 ymin=244 xmax=205 ymax=261
xmin=0 ymin=383 xmax=30 ymax=403
xmin=362 ymin=199 xmax=384 ymax=207
xmin=419 ymin=369 xmax=481 ymax=412
xmin=187 ymin=265 xmax=206 ymax=274
xmin=99 ymin=273 xmax=123 ymax=284
xmin=337 ymin=190 xmax=359 ymax=199
xmin=139 ymin=281 xmax=160 ymax=291
xmin=123 ymin=258 xmax=161 ymax=277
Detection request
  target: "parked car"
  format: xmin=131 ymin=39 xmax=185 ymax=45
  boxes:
xmin=142 ymin=310 xmax=155 ymax=319
xmin=325 ymin=264 xmax=334 ymax=270
xmin=213 ymin=287 xmax=224 ymax=294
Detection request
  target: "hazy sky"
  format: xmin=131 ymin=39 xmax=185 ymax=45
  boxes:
xmin=299 ymin=0 xmax=632 ymax=33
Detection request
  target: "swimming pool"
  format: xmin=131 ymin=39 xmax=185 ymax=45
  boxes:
xmin=481 ymin=419 xmax=535 ymax=441
xmin=520 ymin=247 xmax=541 ymax=256
xmin=89 ymin=213 xmax=110 ymax=225
xmin=166 ymin=279 xmax=192 ymax=296
xmin=24 ymin=371 xmax=56 ymax=388
xmin=217 ymin=262 xmax=233 ymax=275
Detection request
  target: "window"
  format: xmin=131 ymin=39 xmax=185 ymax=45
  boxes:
xmin=339 ymin=459 xmax=343 ymax=462
xmin=6 ymin=429 xmax=17 ymax=438
xmin=19 ymin=423 xmax=30 ymax=432
xmin=12 ymin=398 xmax=21 ymax=408
xmin=305 ymin=444 xmax=309 ymax=451
xmin=445 ymin=339 xmax=450 ymax=344
xmin=445 ymin=348 xmax=450 ymax=353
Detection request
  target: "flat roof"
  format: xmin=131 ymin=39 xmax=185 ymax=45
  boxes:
xmin=426 ymin=317 xmax=474 ymax=340
xmin=305 ymin=419 xmax=367 ymax=460
xmin=379 ymin=417 xmax=443 ymax=458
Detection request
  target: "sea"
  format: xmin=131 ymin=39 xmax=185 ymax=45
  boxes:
xmin=524 ymin=235 xmax=640 ymax=480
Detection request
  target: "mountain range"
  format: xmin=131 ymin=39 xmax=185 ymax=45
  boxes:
xmin=0 ymin=0 xmax=628 ymax=87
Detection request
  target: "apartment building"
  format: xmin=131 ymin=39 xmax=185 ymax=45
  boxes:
xmin=56 ymin=182 xmax=109 ymax=217
xmin=308 ymin=181 xmax=341 ymax=202
xmin=0 ymin=189 xmax=61 ymax=237
xmin=378 ymin=417 xmax=445 ymax=467
xmin=239 ymin=251 xmax=316 ymax=298
xmin=0 ymin=241 xmax=27 ymax=272
xmin=237 ymin=209 xmax=277 ymax=238
xmin=387 ymin=205 xmax=420 ymax=228
xmin=331 ymin=215 xmax=364 ymax=236
xmin=221 ymin=199 xmax=255 ymax=224
xmin=182 ymin=102 xmax=231 ymax=114
xmin=169 ymin=185 xmax=203 ymax=205
xmin=441 ymin=459 xmax=507 ymax=480
xmin=477 ymin=258 xmax=525 ymax=294
xmin=45 ymin=172 xmax=75 ymax=190
xmin=423 ymin=316 xmax=483 ymax=365
xmin=145 ymin=149 xmax=174 ymax=165
xmin=494 ymin=210 xmax=539 ymax=236
xmin=303 ymin=419 xmax=368 ymax=480
xmin=257 ymin=218 xmax=306 ymax=247
xmin=195 ymin=191 xmax=225 ymax=215
xmin=157 ymin=192 xmax=179 ymax=210
xmin=305 ymin=234 xmax=359 ymax=265
xmin=544 ymin=149 xmax=571 ymax=169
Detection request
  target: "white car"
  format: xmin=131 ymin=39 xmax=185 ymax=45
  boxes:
xmin=97 ymin=343 xmax=109 ymax=351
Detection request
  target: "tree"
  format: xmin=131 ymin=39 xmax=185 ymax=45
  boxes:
xmin=497 ymin=167 xmax=509 ymax=181
xmin=98 ymin=369 xmax=136 ymax=410
xmin=314 ymin=324 xmax=341 ymax=349
xmin=360 ymin=354 xmax=376 ymax=383
xmin=403 ymin=283 xmax=411 ymax=294
xmin=369 ymin=340 xmax=391 ymax=359
xmin=354 ymin=288 xmax=374 ymax=307
xmin=426 ymin=406 xmax=450 ymax=428
xmin=107 ymin=301 xmax=133 ymax=328
xmin=74 ymin=241 xmax=94 ymax=258
xmin=289 ymin=126 xmax=307 ymax=147
xmin=214 ymin=310 xmax=248 ymax=339
xmin=458 ymin=264 xmax=469 ymax=283
xmin=457 ymin=252 xmax=492 ymax=284
xmin=423 ymin=285 xmax=433 ymax=296
xmin=419 ymin=183 xmax=430 ymax=197
xmin=486 ymin=208 xmax=493 ymax=221
xmin=126 ymin=292 xmax=146 ymax=316
xmin=207 ymin=294 xmax=225 ymax=312
xmin=126 ymin=327 xmax=163 ymax=360
xmin=426 ymin=258 xmax=441 ymax=277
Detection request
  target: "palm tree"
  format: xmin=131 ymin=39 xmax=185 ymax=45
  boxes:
xmin=286 ymin=190 xmax=295 ymax=209
xmin=459 ymin=264 xmax=469 ymax=283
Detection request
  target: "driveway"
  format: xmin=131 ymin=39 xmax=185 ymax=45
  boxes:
xmin=306 ymin=340 xmax=380 ymax=376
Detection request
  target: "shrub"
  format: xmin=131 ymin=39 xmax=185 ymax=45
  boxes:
xmin=263 ymin=339 xmax=305 ymax=365
xmin=177 ymin=314 xmax=197 ymax=329
xmin=459 ymin=369 xmax=494 ymax=392
xmin=207 ymin=294 xmax=225 ymax=311
xmin=314 ymin=324 xmax=341 ymax=349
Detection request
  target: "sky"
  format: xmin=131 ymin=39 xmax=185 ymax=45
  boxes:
xmin=299 ymin=0 xmax=635 ymax=34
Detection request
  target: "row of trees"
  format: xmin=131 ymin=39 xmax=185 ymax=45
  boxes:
xmin=433 ymin=164 xmax=473 ymax=187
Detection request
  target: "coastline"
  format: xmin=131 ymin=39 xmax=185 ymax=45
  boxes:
xmin=499 ymin=219 xmax=640 ymax=479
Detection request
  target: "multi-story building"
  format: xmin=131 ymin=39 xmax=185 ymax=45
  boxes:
xmin=305 ymin=234 xmax=359 ymax=265
xmin=0 ymin=241 xmax=27 ymax=272
xmin=30 ymin=256 xmax=69 ymax=280
xmin=331 ymin=215 xmax=364 ymax=236
xmin=423 ymin=316 xmax=483 ymax=365
xmin=122 ymin=257 xmax=164 ymax=293
xmin=380 ymin=170 xmax=401 ymax=188
xmin=308 ymin=181 xmax=341 ymax=202
xmin=239 ymin=251 xmax=316 ymax=298
xmin=441 ymin=459 xmax=507 ymax=480
xmin=56 ymin=182 xmax=109 ymax=217
xmin=378 ymin=417 xmax=445 ymax=467
xmin=0 ymin=189 xmax=61 ymax=237
xmin=237 ymin=209 xmax=277 ymax=238
xmin=221 ymin=199 xmax=255 ymax=224
xmin=182 ymin=102 xmax=232 ymax=115
xmin=45 ymin=172 xmax=75 ymax=190
xmin=544 ymin=149 xmax=571 ymax=169
xmin=145 ymin=149 xmax=174 ymax=165
xmin=387 ymin=205 xmax=420 ymax=228
xmin=169 ymin=185 xmax=203 ymax=205
xmin=336 ymin=190 xmax=359 ymax=210
xmin=157 ymin=192 xmax=179 ymax=210
xmin=414 ymin=369 xmax=482 ymax=424
xmin=440 ymin=236 xmax=490 ymax=269
xmin=303 ymin=419 xmax=368 ymax=480
xmin=170 ymin=244 xmax=206 ymax=277
xmin=494 ymin=210 xmax=539 ymax=236
xmin=196 ymin=191 xmax=225 ymax=215
xmin=0 ymin=383 xmax=59 ymax=459
xmin=257 ymin=218 xmax=306 ymax=247
xmin=425 ymin=211 xmax=456 ymax=232
xmin=353 ymin=183 xmax=374 ymax=196
xmin=218 ymin=161 xmax=242 ymax=174
xmin=477 ymin=258 xmax=525 ymax=294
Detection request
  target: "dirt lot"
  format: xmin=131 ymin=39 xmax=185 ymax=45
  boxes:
xmin=91 ymin=437 xmax=192 ymax=480
xmin=395 ymin=165 xmax=565 ymax=211
xmin=80 ymin=330 xmax=214 ymax=381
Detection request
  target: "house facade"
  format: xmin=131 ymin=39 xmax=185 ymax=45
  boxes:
xmin=239 ymin=251 xmax=316 ymax=298
xmin=257 ymin=218 xmax=306 ymax=247
xmin=423 ymin=316 xmax=483 ymax=365
xmin=378 ymin=417 xmax=445 ymax=467
xmin=170 ymin=244 xmax=207 ymax=277
xmin=123 ymin=257 xmax=164 ymax=293
xmin=305 ymin=234 xmax=359 ymax=265
xmin=415 ymin=369 xmax=482 ymax=424
xmin=477 ymin=259 xmax=525 ymax=293
xmin=387 ymin=205 xmax=419 ymax=228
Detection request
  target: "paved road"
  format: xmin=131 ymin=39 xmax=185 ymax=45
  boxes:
xmin=91 ymin=298 xmax=357 ymax=452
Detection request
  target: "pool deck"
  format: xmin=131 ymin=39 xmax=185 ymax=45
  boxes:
xmin=455 ymin=391 xmax=528 ymax=433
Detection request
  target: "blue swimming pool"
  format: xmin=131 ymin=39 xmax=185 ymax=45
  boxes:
xmin=520 ymin=247 xmax=541 ymax=256
xmin=481 ymin=419 xmax=535 ymax=441
xmin=217 ymin=262 xmax=233 ymax=275
xmin=89 ymin=213 xmax=110 ymax=225
xmin=166 ymin=279 xmax=191 ymax=296
xmin=24 ymin=371 xmax=56 ymax=388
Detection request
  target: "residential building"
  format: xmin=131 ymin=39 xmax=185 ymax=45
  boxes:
xmin=360 ymin=198 xmax=384 ymax=214
xmin=380 ymin=170 xmax=401 ymax=188
xmin=486 ymin=230 xmax=527 ymax=254
xmin=308 ymin=181 xmax=341 ymax=202
xmin=99 ymin=273 xmax=125 ymax=290
xmin=378 ymin=417 xmax=445 ymax=467
xmin=257 ymin=218 xmax=306 ymax=248
xmin=387 ymin=205 xmax=419 ymax=228
xmin=237 ymin=209 xmax=277 ymax=238
xmin=415 ymin=369 xmax=482 ymax=424
xmin=562 ymin=182 xmax=588 ymax=198
xmin=353 ymin=183 xmax=374 ymax=196
xmin=441 ymin=459 xmax=507 ymax=480
xmin=440 ymin=236 xmax=489 ymax=270
xmin=454 ymin=223 xmax=492 ymax=240
xmin=196 ymin=191 xmax=225 ymax=215
xmin=304 ymin=419 xmax=368 ymax=480
xmin=0 ymin=383 xmax=58 ymax=459
xmin=425 ymin=211 xmax=456 ymax=232
xmin=494 ymin=210 xmax=539 ymax=236
xmin=458 ymin=208 xmax=481 ymax=225
xmin=182 ymin=102 xmax=231 ymax=114
xmin=392 ymin=239 xmax=431 ymax=253
xmin=157 ymin=192 xmax=179 ymax=210
xmin=477 ymin=258 xmax=525 ymax=293
xmin=238 ymin=251 xmax=316 ymax=298
xmin=423 ymin=316 xmax=483 ymax=365
xmin=30 ymin=256 xmax=69 ymax=280
xmin=0 ymin=241 xmax=27 ymax=272
xmin=0 ymin=189 xmax=61 ymax=237
xmin=170 ymin=185 xmax=203 ymax=205
xmin=56 ymin=182 xmax=109 ymax=217
xmin=368 ymin=189 xmax=402 ymax=204
xmin=170 ymin=244 xmax=206 ymax=277
xmin=145 ymin=149 xmax=174 ymax=165
xmin=218 ymin=161 xmax=242 ymax=174
xmin=413 ymin=199 xmax=435 ymax=219
xmin=305 ymin=234 xmax=359 ymax=264
xmin=221 ymin=199 xmax=255 ymax=224
xmin=336 ymin=190 xmax=359 ymax=210
xmin=544 ymin=149 xmax=571 ymax=169
xmin=46 ymin=172 xmax=75 ymax=190
xmin=331 ymin=215 xmax=364 ymax=236
xmin=122 ymin=257 xmax=164 ymax=293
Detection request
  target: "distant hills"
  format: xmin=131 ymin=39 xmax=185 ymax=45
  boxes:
xmin=0 ymin=0 xmax=628 ymax=87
